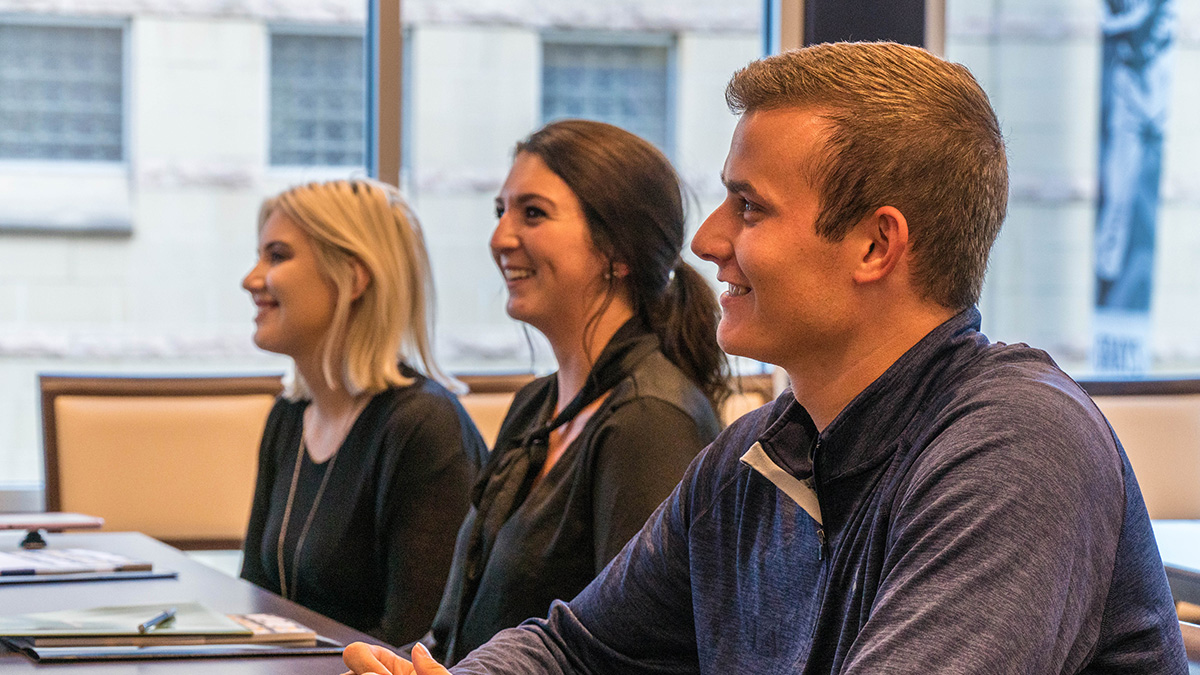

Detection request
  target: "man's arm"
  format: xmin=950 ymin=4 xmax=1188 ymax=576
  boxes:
xmin=239 ymin=401 xmax=284 ymax=586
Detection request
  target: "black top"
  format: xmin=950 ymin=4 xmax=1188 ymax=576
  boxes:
xmin=240 ymin=375 xmax=488 ymax=647
xmin=428 ymin=321 xmax=722 ymax=664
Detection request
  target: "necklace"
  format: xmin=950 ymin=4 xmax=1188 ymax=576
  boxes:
xmin=275 ymin=397 xmax=367 ymax=600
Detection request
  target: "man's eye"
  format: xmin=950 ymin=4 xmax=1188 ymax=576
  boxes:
xmin=494 ymin=204 xmax=505 ymax=219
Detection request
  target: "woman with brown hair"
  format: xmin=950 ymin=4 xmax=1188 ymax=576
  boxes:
xmin=419 ymin=119 xmax=729 ymax=665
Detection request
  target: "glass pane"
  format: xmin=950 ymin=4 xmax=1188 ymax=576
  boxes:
xmin=0 ymin=24 xmax=123 ymax=161
xmin=402 ymin=6 xmax=764 ymax=374
xmin=269 ymin=32 xmax=366 ymax=167
xmin=541 ymin=41 xmax=670 ymax=152
xmin=0 ymin=12 xmax=368 ymax=491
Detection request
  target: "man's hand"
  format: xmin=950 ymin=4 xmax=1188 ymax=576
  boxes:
xmin=342 ymin=642 xmax=450 ymax=675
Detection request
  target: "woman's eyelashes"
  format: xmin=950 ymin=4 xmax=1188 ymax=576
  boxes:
xmin=493 ymin=201 xmax=550 ymax=223
xmin=523 ymin=205 xmax=547 ymax=222
xmin=262 ymin=243 xmax=292 ymax=264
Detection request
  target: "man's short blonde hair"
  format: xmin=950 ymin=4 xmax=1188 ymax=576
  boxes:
xmin=726 ymin=42 xmax=1008 ymax=310
xmin=259 ymin=179 xmax=456 ymax=399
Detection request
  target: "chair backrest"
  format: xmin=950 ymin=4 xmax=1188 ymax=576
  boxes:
xmin=456 ymin=373 xmax=537 ymax=448
xmin=722 ymin=372 xmax=778 ymax=426
xmin=455 ymin=370 xmax=783 ymax=447
xmin=41 ymin=374 xmax=283 ymax=549
xmin=1182 ymin=621 xmax=1200 ymax=664
xmin=1079 ymin=379 xmax=1200 ymax=520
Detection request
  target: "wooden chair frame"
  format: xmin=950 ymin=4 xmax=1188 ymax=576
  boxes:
xmin=729 ymin=371 xmax=777 ymax=403
xmin=455 ymin=372 xmax=538 ymax=395
xmin=1077 ymin=377 xmax=1200 ymax=521
xmin=40 ymin=373 xmax=284 ymax=550
xmin=1078 ymin=378 xmax=1200 ymax=397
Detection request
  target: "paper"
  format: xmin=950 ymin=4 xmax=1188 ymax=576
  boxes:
xmin=0 ymin=602 xmax=252 ymax=642
xmin=0 ymin=548 xmax=151 ymax=576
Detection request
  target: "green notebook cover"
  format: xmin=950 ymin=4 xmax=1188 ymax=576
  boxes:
xmin=0 ymin=602 xmax=253 ymax=640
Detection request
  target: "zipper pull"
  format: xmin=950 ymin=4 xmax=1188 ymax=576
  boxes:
xmin=816 ymin=527 xmax=826 ymax=560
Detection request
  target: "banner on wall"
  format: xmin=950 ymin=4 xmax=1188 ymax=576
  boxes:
xmin=1092 ymin=0 xmax=1175 ymax=374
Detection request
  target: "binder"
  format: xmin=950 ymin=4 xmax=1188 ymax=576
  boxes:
xmin=0 ymin=602 xmax=343 ymax=662
xmin=2 ymin=637 xmax=344 ymax=662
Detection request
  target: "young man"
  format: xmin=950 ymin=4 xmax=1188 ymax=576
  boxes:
xmin=344 ymin=42 xmax=1186 ymax=675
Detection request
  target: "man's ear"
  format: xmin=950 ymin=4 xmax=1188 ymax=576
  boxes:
xmin=851 ymin=206 xmax=908 ymax=285
xmin=350 ymin=258 xmax=372 ymax=300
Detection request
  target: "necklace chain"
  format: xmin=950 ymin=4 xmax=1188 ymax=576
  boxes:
xmin=275 ymin=398 xmax=366 ymax=600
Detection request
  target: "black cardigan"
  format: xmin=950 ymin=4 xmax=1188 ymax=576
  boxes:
xmin=241 ymin=375 xmax=487 ymax=646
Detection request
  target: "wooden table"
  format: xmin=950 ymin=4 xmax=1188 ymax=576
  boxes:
xmin=0 ymin=531 xmax=382 ymax=673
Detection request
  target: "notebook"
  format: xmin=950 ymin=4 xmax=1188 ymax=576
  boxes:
xmin=0 ymin=602 xmax=254 ymax=646
xmin=0 ymin=605 xmax=337 ymax=662
xmin=3 ymin=636 xmax=345 ymax=662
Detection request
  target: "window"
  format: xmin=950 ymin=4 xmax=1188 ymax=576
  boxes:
xmin=269 ymin=30 xmax=365 ymax=167
xmin=945 ymin=0 xmax=1200 ymax=376
xmin=0 ymin=21 xmax=123 ymax=162
xmin=541 ymin=35 xmax=673 ymax=154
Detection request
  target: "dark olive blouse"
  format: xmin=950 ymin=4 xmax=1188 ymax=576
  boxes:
xmin=428 ymin=321 xmax=721 ymax=665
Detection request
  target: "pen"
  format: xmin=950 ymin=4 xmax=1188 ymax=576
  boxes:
xmin=137 ymin=607 xmax=177 ymax=633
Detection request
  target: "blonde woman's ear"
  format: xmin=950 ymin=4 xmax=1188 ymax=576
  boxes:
xmin=351 ymin=258 xmax=372 ymax=300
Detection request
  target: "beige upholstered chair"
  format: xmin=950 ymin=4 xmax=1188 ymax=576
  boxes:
xmin=1080 ymin=379 xmax=1200 ymax=521
xmin=40 ymin=374 xmax=283 ymax=549
xmin=456 ymin=373 xmax=537 ymax=449
xmin=1182 ymin=621 xmax=1200 ymax=664
xmin=722 ymin=372 xmax=779 ymax=426
xmin=455 ymin=370 xmax=782 ymax=448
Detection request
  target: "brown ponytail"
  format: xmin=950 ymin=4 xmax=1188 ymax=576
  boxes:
xmin=656 ymin=260 xmax=729 ymax=410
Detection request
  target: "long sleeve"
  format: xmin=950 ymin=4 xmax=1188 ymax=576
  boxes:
xmin=589 ymin=397 xmax=708 ymax=568
xmin=451 ymin=447 xmax=713 ymax=675
xmin=374 ymin=397 xmax=479 ymax=646
xmin=239 ymin=398 xmax=285 ymax=590
xmin=238 ymin=383 xmax=484 ymax=649
xmin=431 ymin=336 xmax=719 ymax=666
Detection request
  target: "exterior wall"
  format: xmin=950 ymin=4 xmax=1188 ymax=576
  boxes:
xmin=5 ymin=0 xmax=1195 ymax=497
xmin=0 ymin=1 xmax=761 ymax=491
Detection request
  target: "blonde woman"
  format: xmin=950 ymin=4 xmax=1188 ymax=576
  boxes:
xmin=240 ymin=179 xmax=487 ymax=647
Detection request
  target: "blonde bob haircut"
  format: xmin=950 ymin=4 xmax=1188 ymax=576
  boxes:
xmin=258 ymin=179 xmax=458 ymax=400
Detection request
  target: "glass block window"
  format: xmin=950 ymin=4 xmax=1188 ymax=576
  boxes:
xmin=542 ymin=40 xmax=671 ymax=152
xmin=270 ymin=32 xmax=366 ymax=167
xmin=0 ymin=23 xmax=123 ymax=161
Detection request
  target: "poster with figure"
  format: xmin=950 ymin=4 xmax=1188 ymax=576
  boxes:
xmin=1092 ymin=0 xmax=1174 ymax=373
